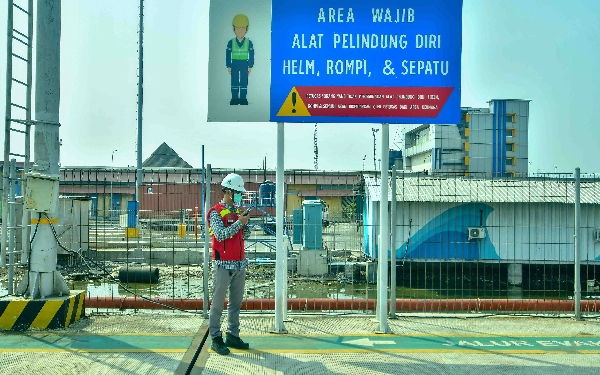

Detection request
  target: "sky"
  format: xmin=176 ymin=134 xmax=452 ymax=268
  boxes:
xmin=0 ymin=0 xmax=598 ymax=173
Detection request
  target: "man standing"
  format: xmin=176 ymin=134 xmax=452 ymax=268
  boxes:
xmin=226 ymin=14 xmax=254 ymax=105
xmin=207 ymin=173 xmax=251 ymax=355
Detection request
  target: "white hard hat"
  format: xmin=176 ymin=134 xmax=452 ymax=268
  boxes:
xmin=221 ymin=173 xmax=246 ymax=192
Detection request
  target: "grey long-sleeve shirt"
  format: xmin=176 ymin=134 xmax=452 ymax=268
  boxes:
xmin=209 ymin=201 xmax=250 ymax=270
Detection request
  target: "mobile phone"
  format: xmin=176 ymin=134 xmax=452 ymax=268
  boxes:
xmin=242 ymin=209 xmax=251 ymax=216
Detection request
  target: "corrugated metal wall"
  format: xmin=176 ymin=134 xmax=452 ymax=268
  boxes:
xmin=378 ymin=201 xmax=600 ymax=263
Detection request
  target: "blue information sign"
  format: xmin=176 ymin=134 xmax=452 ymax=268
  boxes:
xmin=270 ymin=0 xmax=463 ymax=124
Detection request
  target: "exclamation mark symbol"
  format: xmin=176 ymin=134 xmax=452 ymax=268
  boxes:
xmin=292 ymin=92 xmax=297 ymax=113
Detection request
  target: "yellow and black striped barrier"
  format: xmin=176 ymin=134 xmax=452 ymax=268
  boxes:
xmin=0 ymin=290 xmax=85 ymax=331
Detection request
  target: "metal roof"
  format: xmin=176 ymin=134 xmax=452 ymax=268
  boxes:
xmin=365 ymin=176 xmax=600 ymax=204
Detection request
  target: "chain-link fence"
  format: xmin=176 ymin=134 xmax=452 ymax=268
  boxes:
xmin=3 ymin=168 xmax=600 ymax=316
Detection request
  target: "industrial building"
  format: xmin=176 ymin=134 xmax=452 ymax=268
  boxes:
xmin=362 ymin=175 xmax=600 ymax=288
xmin=402 ymin=99 xmax=530 ymax=177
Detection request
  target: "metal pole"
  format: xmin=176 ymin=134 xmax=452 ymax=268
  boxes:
xmin=389 ymin=164 xmax=397 ymax=318
xmin=377 ymin=123 xmax=390 ymax=333
xmin=1 ymin=0 xmax=14 ymax=267
xmin=136 ymin=0 xmax=143 ymax=227
xmin=110 ymin=150 xmax=116 ymax=220
xmin=574 ymin=167 xmax=581 ymax=320
xmin=21 ymin=0 xmax=34 ymax=265
xmin=201 ymin=145 xmax=205 ymax=237
xmin=203 ymin=164 xmax=211 ymax=318
xmin=272 ymin=122 xmax=287 ymax=333
xmin=7 ymin=159 xmax=16 ymax=294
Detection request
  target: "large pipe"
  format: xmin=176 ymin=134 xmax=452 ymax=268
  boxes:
xmin=86 ymin=297 xmax=600 ymax=313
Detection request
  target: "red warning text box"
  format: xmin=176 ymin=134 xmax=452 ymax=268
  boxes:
xmin=294 ymin=87 xmax=454 ymax=118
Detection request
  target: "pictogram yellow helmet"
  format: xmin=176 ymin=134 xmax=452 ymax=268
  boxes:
xmin=232 ymin=14 xmax=249 ymax=27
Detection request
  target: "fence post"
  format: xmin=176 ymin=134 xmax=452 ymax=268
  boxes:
xmin=574 ymin=168 xmax=581 ymax=320
xmin=389 ymin=165 xmax=397 ymax=318
xmin=203 ymin=165 xmax=212 ymax=318
xmin=194 ymin=206 xmax=198 ymax=238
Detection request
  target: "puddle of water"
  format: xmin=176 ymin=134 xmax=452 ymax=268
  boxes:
xmin=70 ymin=276 xmax=575 ymax=300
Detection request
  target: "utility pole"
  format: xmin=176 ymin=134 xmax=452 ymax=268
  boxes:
xmin=17 ymin=0 xmax=69 ymax=298
xmin=371 ymin=128 xmax=379 ymax=170
xmin=136 ymin=0 xmax=144 ymax=230
xmin=372 ymin=128 xmax=379 ymax=170
xmin=313 ymin=124 xmax=318 ymax=170
xmin=110 ymin=149 xmax=117 ymax=219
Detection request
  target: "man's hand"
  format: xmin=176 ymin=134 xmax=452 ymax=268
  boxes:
xmin=228 ymin=68 xmax=232 ymax=74
xmin=239 ymin=212 xmax=250 ymax=225
xmin=248 ymin=68 xmax=252 ymax=75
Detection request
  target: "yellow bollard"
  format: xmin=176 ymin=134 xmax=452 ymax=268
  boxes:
xmin=177 ymin=223 xmax=186 ymax=238
xmin=125 ymin=228 xmax=139 ymax=238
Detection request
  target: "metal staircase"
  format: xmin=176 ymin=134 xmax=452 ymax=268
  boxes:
xmin=1 ymin=0 xmax=33 ymax=295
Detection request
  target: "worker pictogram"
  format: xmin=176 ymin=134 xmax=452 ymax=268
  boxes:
xmin=277 ymin=87 xmax=310 ymax=117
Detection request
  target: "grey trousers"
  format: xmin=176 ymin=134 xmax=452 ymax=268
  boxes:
xmin=208 ymin=265 xmax=246 ymax=338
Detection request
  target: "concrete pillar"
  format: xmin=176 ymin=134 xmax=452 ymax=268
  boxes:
xmin=17 ymin=0 xmax=68 ymax=298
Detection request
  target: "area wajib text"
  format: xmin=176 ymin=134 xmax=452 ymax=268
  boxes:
xmin=283 ymin=7 xmax=449 ymax=76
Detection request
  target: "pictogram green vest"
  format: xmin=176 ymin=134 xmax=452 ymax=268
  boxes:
xmin=231 ymin=38 xmax=249 ymax=60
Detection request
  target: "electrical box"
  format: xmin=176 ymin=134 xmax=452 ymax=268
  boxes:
xmin=292 ymin=209 xmax=303 ymax=245
xmin=302 ymin=200 xmax=323 ymax=250
xmin=24 ymin=172 xmax=59 ymax=213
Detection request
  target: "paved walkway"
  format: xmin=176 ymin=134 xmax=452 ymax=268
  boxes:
xmin=2 ymin=311 xmax=600 ymax=374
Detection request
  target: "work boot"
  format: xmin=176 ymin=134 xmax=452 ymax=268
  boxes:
xmin=230 ymin=99 xmax=239 ymax=105
xmin=239 ymin=99 xmax=248 ymax=105
xmin=225 ymin=333 xmax=250 ymax=349
xmin=210 ymin=336 xmax=230 ymax=355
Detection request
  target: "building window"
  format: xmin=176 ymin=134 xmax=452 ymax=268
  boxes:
xmin=506 ymin=142 xmax=516 ymax=152
xmin=506 ymin=128 xmax=516 ymax=137
xmin=506 ymin=156 xmax=516 ymax=166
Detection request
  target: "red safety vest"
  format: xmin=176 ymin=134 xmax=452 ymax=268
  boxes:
xmin=207 ymin=203 xmax=245 ymax=261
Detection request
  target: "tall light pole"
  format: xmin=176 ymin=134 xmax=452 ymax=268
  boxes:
xmin=110 ymin=149 xmax=117 ymax=220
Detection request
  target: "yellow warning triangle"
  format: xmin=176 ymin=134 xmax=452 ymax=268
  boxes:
xmin=277 ymin=87 xmax=311 ymax=116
